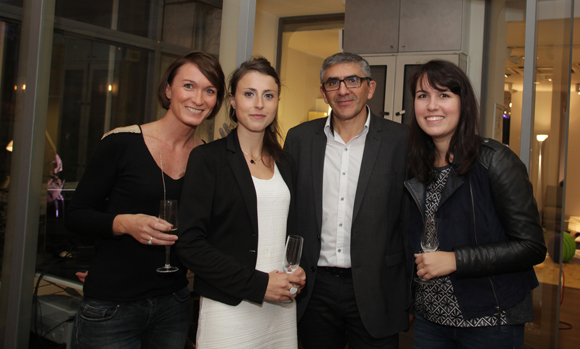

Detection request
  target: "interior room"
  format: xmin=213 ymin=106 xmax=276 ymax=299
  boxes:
xmin=1 ymin=0 xmax=580 ymax=348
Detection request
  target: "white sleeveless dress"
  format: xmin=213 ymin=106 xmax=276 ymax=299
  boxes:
xmin=196 ymin=165 xmax=297 ymax=349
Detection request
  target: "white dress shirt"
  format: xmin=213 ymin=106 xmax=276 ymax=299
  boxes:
xmin=318 ymin=108 xmax=370 ymax=268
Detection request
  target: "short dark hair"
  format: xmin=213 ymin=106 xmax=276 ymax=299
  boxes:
xmin=228 ymin=57 xmax=283 ymax=162
xmin=320 ymin=52 xmax=372 ymax=83
xmin=407 ymin=60 xmax=481 ymax=182
xmin=158 ymin=51 xmax=226 ymax=120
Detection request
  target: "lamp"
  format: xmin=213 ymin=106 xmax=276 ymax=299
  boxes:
xmin=6 ymin=140 xmax=12 ymax=152
xmin=536 ymin=135 xmax=548 ymax=218
xmin=568 ymin=216 xmax=580 ymax=233
xmin=577 ymin=83 xmax=580 ymax=95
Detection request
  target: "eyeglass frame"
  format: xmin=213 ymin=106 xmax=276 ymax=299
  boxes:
xmin=321 ymin=75 xmax=372 ymax=92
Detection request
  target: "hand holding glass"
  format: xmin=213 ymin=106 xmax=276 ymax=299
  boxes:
xmin=414 ymin=218 xmax=438 ymax=285
xmin=281 ymin=235 xmax=304 ymax=303
xmin=156 ymin=200 xmax=179 ymax=273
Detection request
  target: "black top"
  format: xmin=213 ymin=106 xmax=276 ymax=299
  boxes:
xmin=66 ymin=127 xmax=187 ymax=301
xmin=176 ymin=129 xmax=296 ymax=306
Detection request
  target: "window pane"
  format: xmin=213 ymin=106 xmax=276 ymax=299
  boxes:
xmin=162 ymin=1 xmax=222 ymax=54
xmin=38 ymin=32 xmax=150 ymax=279
xmin=55 ymin=0 xmax=114 ymax=29
xmin=0 ymin=0 xmax=23 ymax=7
xmin=0 ymin=19 xmax=20 ymax=278
xmin=117 ymin=0 xmax=152 ymax=37
xmin=55 ymin=0 xmax=153 ymax=38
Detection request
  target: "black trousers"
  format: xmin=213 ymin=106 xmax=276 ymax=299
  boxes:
xmin=298 ymin=268 xmax=399 ymax=349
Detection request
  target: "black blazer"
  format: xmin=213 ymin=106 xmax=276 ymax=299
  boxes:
xmin=284 ymin=114 xmax=409 ymax=338
xmin=176 ymin=129 xmax=295 ymax=306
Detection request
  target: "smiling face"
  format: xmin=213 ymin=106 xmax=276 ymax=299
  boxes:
xmin=165 ymin=63 xmax=218 ymax=127
xmin=230 ymin=71 xmax=279 ymax=135
xmin=320 ymin=62 xmax=376 ymax=123
xmin=414 ymin=76 xmax=461 ymax=149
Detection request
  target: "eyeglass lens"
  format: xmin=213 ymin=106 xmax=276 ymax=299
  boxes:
xmin=324 ymin=76 xmax=366 ymax=91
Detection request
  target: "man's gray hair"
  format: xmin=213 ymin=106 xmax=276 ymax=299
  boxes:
xmin=320 ymin=52 xmax=372 ymax=83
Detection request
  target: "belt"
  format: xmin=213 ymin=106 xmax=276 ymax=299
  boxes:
xmin=318 ymin=266 xmax=352 ymax=277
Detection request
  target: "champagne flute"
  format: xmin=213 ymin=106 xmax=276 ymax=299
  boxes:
xmin=156 ymin=199 xmax=179 ymax=273
xmin=414 ymin=217 xmax=438 ymax=285
xmin=281 ymin=235 xmax=304 ymax=303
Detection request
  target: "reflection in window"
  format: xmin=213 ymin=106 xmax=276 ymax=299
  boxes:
xmin=37 ymin=33 xmax=150 ymax=276
xmin=162 ymin=0 xmax=222 ymax=54
xmin=55 ymin=0 xmax=153 ymax=38
xmin=0 ymin=20 xmax=20 ymax=277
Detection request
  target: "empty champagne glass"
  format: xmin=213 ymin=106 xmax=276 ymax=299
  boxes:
xmin=156 ymin=199 xmax=179 ymax=273
xmin=415 ymin=217 xmax=438 ymax=284
xmin=281 ymin=235 xmax=304 ymax=303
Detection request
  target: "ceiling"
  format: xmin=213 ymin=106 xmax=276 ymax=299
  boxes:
xmin=256 ymin=0 xmax=345 ymax=17
xmin=505 ymin=17 xmax=580 ymax=93
xmin=254 ymin=0 xmax=579 ymax=94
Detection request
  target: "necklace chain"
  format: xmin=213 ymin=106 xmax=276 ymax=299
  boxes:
xmin=156 ymin=122 xmax=166 ymax=201
xmin=242 ymin=150 xmax=263 ymax=165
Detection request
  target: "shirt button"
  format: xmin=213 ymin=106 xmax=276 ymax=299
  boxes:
xmin=342 ymin=172 xmax=346 ymax=175
xmin=338 ymin=249 xmax=342 ymax=253
xmin=344 ymin=148 xmax=348 ymax=151
xmin=340 ymin=197 xmax=344 ymax=201
xmin=339 ymin=223 xmax=343 ymax=227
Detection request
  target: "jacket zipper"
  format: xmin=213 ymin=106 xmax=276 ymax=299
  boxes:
xmin=404 ymin=182 xmax=424 ymax=312
xmin=469 ymin=175 xmax=502 ymax=329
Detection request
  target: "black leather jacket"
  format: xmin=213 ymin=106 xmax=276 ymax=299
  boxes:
xmin=405 ymin=138 xmax=547 ymax=319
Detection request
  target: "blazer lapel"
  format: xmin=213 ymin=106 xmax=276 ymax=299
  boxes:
xmin=312 ymin=125 xmax=327 ymax=232
xmin=225 ymin=130 xmax=259 ymax=236
xmin=277 ymin=155 xmax=293 ymax=193
xmin=353 ymin=115 xmax=382 ymax=222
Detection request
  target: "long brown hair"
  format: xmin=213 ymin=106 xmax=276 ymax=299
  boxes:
xmin=228 ymin=57 xmax=283 ymax=161
xmin=407 ymin=60 xmax=480 ymax=182
xmin=158 ymin=51 xmax=226 ymax=120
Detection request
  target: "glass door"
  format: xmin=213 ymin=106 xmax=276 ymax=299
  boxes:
xmin=486 ymin=1 xmax=576 ymax=347
xmin=360 ymin=55 xmax=396 ymax=120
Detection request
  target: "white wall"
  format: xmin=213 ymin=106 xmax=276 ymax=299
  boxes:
xmin=278 ymin=31 xmax=337 ymax=140
xmin=253 ymin=9 xmax=278 ymax=63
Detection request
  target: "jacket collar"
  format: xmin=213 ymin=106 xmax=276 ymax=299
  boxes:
xmin=225 ymin=129 xmax=259 ymax=235
xmin=405 ymin=165 xmax=464 ymax=216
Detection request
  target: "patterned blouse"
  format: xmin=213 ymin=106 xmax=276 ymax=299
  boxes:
xmin=414 ymin=165 xmax=507 ymax=327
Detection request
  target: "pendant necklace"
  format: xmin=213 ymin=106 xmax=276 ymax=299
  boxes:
xmin=242 ymin=150 xmax=263 ymax=165
xmin=156 ymin=122 xmax=167 ymax=201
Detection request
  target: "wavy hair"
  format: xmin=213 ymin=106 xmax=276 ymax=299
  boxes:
xmin=407 ymin=60 xmax=480 ymax=182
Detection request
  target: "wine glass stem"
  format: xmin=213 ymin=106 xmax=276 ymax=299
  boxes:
xmin=165 ymin=246 xmax=171 ymax=267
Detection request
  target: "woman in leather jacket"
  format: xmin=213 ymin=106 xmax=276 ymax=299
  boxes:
xmin=405 ymin=60 xmax=547 ymax=348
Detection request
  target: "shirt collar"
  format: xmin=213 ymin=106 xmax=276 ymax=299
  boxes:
xmin=324 ymin=106 xmax=371 ymax=136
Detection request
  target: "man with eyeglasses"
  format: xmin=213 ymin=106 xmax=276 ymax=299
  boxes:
xmin=284 ymin=52 xmax=409 ymax=348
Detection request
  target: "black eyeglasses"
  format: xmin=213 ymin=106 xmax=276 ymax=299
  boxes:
xmin=322 ymin=76 xmax=371 ymax=91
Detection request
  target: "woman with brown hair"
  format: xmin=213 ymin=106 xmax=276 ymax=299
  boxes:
xmin=177 ymin=57 xmax=305 ymax=348
xmin=405 ymin=60 xmax=546 ymax=348
xmin=66 ymin=51 xmax=225 ymax=348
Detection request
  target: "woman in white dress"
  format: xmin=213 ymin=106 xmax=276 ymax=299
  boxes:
xmin=176 ymin=57 xmax=305 ymax=348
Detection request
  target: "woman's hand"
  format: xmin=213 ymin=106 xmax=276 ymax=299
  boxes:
xmin=75 ymin=271 xmax=88 ymax=283
xmin=263 ymin=269 xmax=306 ymax=302
xmin=415 ymin=251 xmax=457 ymax=280
xmin=112 ymin=214 xmax=177 ymax=246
